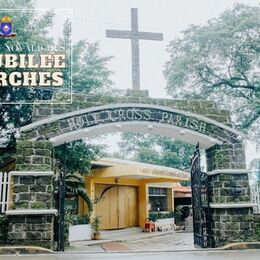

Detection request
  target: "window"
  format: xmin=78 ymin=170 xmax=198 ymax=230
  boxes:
xmin=148 ymin=187 xmax=168 ymax=212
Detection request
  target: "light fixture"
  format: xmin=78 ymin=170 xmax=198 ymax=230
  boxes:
xmin=115 ymin=124 xmax=122 ymax=129
xmin=180 ymin=130 xmax=186 ymax=135
xmin=14 ymin=130 xmax=21 ymax=139
xmin=210 ymin=138 xmax=216 ymax=143
xmin=49 ymin=137 xmax=55 ymax=143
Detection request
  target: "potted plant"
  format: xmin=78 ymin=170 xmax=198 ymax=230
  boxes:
xmin=91 ymin=216 xmax=101 ymax=240
xmin=68 ymin=214 xmax=92 ymax=242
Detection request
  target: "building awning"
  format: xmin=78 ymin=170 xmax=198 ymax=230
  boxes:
xmin=173 ymin=182 xmax=192 ymax=198
xmin=91 ymin=158 xmax=190 ymax=182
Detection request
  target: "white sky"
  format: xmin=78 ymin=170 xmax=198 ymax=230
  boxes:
xmin=36 ymin=0 xmax=259 ymax=165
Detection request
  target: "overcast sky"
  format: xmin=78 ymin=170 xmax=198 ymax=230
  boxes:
xmin=36 ymin=0 xmax=259 ymax=164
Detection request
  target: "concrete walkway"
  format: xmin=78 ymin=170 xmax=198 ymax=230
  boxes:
xmin=68 ymin=228 xmax=195 ymax=252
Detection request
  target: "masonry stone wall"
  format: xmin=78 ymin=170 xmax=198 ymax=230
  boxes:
xmin=208 ymin=174 xmax=251 ymax=204
xmin=206 ymin=142 xmax=246 ymax=171
xmin=0 ymin=214 xmax=8 ymax=245
xmin=7 ymin=215 xmax=54 ymax=249
xmin=211 ymin=208 xmax=260 ymax=247
xmin=12 ymin=175 xmax=53 ymax=210
xmin=16 ymin=140 xmax=53 ymax=172
xmin=32 ymin=93 xmax=232 ymax=126
xmin=205 ymin=169 xmax=260 ymax=247
xmin=6 ymin=139 xmax=55 ymax=249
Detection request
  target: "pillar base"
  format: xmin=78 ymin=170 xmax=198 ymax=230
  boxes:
xmin=7 ymin=212 xmax=55 ymax=250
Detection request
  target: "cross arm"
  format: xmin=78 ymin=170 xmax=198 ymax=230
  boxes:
xmin=138 ymin=32 xmax=163 ymax=41
xmin=106 ymin=30 xmax=132 ymax=39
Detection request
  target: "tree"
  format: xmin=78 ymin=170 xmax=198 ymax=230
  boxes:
xmin=164 ymin=4 xmax=260 ymax=145
xmin=0 ymin=1 xmax=112 ymax=166
xmin=54 ymin=140 xmax=103 ymax=212
xmin=117 ymin=133 xmax=194 ymax=171
xmin=59 ymin=20 xmax=113 ymax=93
xmin=73 ymin=41 xmax=113 ymax=92
xmin=0 ymin=0 xmax=55 ymax=142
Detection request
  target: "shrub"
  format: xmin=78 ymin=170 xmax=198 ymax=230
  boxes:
xmin=72 ymin=214 xmax=90 ymax=225
xmin=148 ymin=211 xmax=175 ymax=222
xmin=0 ymin=214 xmax=8 ymax=245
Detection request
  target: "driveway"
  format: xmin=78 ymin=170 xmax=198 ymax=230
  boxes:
xmin=68 ymin=228 xmax=194 ymax=252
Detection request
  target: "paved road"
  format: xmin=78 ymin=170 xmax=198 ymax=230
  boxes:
xmin=69 ymin=230 xmax=194 ymax=252
xmin=1 ymin=250 xmax=260 ymax=260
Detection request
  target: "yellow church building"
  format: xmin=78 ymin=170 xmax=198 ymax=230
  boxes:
xmin=79 ymin=158 xmax=189 ymax=230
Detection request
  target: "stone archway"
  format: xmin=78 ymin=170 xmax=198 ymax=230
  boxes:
xmin=5 ymin=93 xmax=258 ymax=249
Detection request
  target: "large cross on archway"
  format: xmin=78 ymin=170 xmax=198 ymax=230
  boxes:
xmin=106 ymin=8 xmax=163 ymax=91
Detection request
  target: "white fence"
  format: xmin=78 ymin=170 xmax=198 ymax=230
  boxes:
xmin=0 ymin=172 xmax=11 ymax=213
xmin=251 ymin=182 xmax=260 ymax=214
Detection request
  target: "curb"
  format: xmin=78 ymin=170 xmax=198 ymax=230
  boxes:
xmin=63 ymin=248 xmax=260 ymax=255
xmin=219 ymin=242 xmax=260 ymax=250
xmin=1 ymin=242 xmax=260 ymax=255
xmin=70 ymin=230 xmax=174 ymax=246
xmin=0 ymin=246 xmax=54 ymax=255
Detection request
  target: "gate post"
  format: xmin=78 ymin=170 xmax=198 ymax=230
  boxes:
xmin=6 ymin=140 xmax=56 ymax=249
xmin=206 ymin=141 xmax=257 ymax=247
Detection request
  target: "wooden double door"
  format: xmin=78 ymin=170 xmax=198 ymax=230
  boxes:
xmin=95 ymin=184 xmax=138 ymax=230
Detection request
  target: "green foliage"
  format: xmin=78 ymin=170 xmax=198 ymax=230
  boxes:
xmin=0 ymin=0 xmax=54 ymax=145
xmin=148 ymin=211 xmax=175 ymax=222
xmin=0 ymin=214 xmax=8 ymax=244
xmin=73 ymin=41 xmax=113 ymax=92
xmin=164 ymin=4 xmax=260 ymax=145
xmin=54 ymin=140 xmax=103 ymax=212
xmin=174 ymin=206 xmax=184 ymax=224
xmin=55 ymin=140 xmax=102 ymax=175
xmin=117 ymin=133 xmax=194 ymax=171
xmin=64 ymin=211 xmax=90 ymax=226
xmin=65 ymin=175 xmax=93 ymax=212
xmin=0 ymin=1 xmax=112 ymax=151
xmin=72 ymin=214 xmax=90 ymax=225
xmin=58 ymin=22 xmax=113 ymax=93
xmin=91 ymin=216 xmax=101 ymax=235
xmin=62 ymin=208 xmax=74 ymax=245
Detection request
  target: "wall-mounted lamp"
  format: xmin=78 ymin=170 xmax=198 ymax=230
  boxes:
xmin=147 ymin=125 xmax=154 ymax=130
xmin=115 ymin=124 xmax=122 ymax=129
xmin=14 ymin=130 xmax=21 ymax=139
xmin=180 ymin=130 xmax=186 ymax=135
xmin=83 ymin=129 xmax=89 ymax=134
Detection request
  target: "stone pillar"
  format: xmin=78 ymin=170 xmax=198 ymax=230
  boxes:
xmin=6 ymin=140 xmax=56 ymax=249
xmin=206 ymin=142 xmax=246 ymax=171
xmin=206 ymin=141 xmax=257 ymax=247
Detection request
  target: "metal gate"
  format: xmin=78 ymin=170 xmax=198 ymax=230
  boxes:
xmin=190 ymin=143 xmax=211 ymax=248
